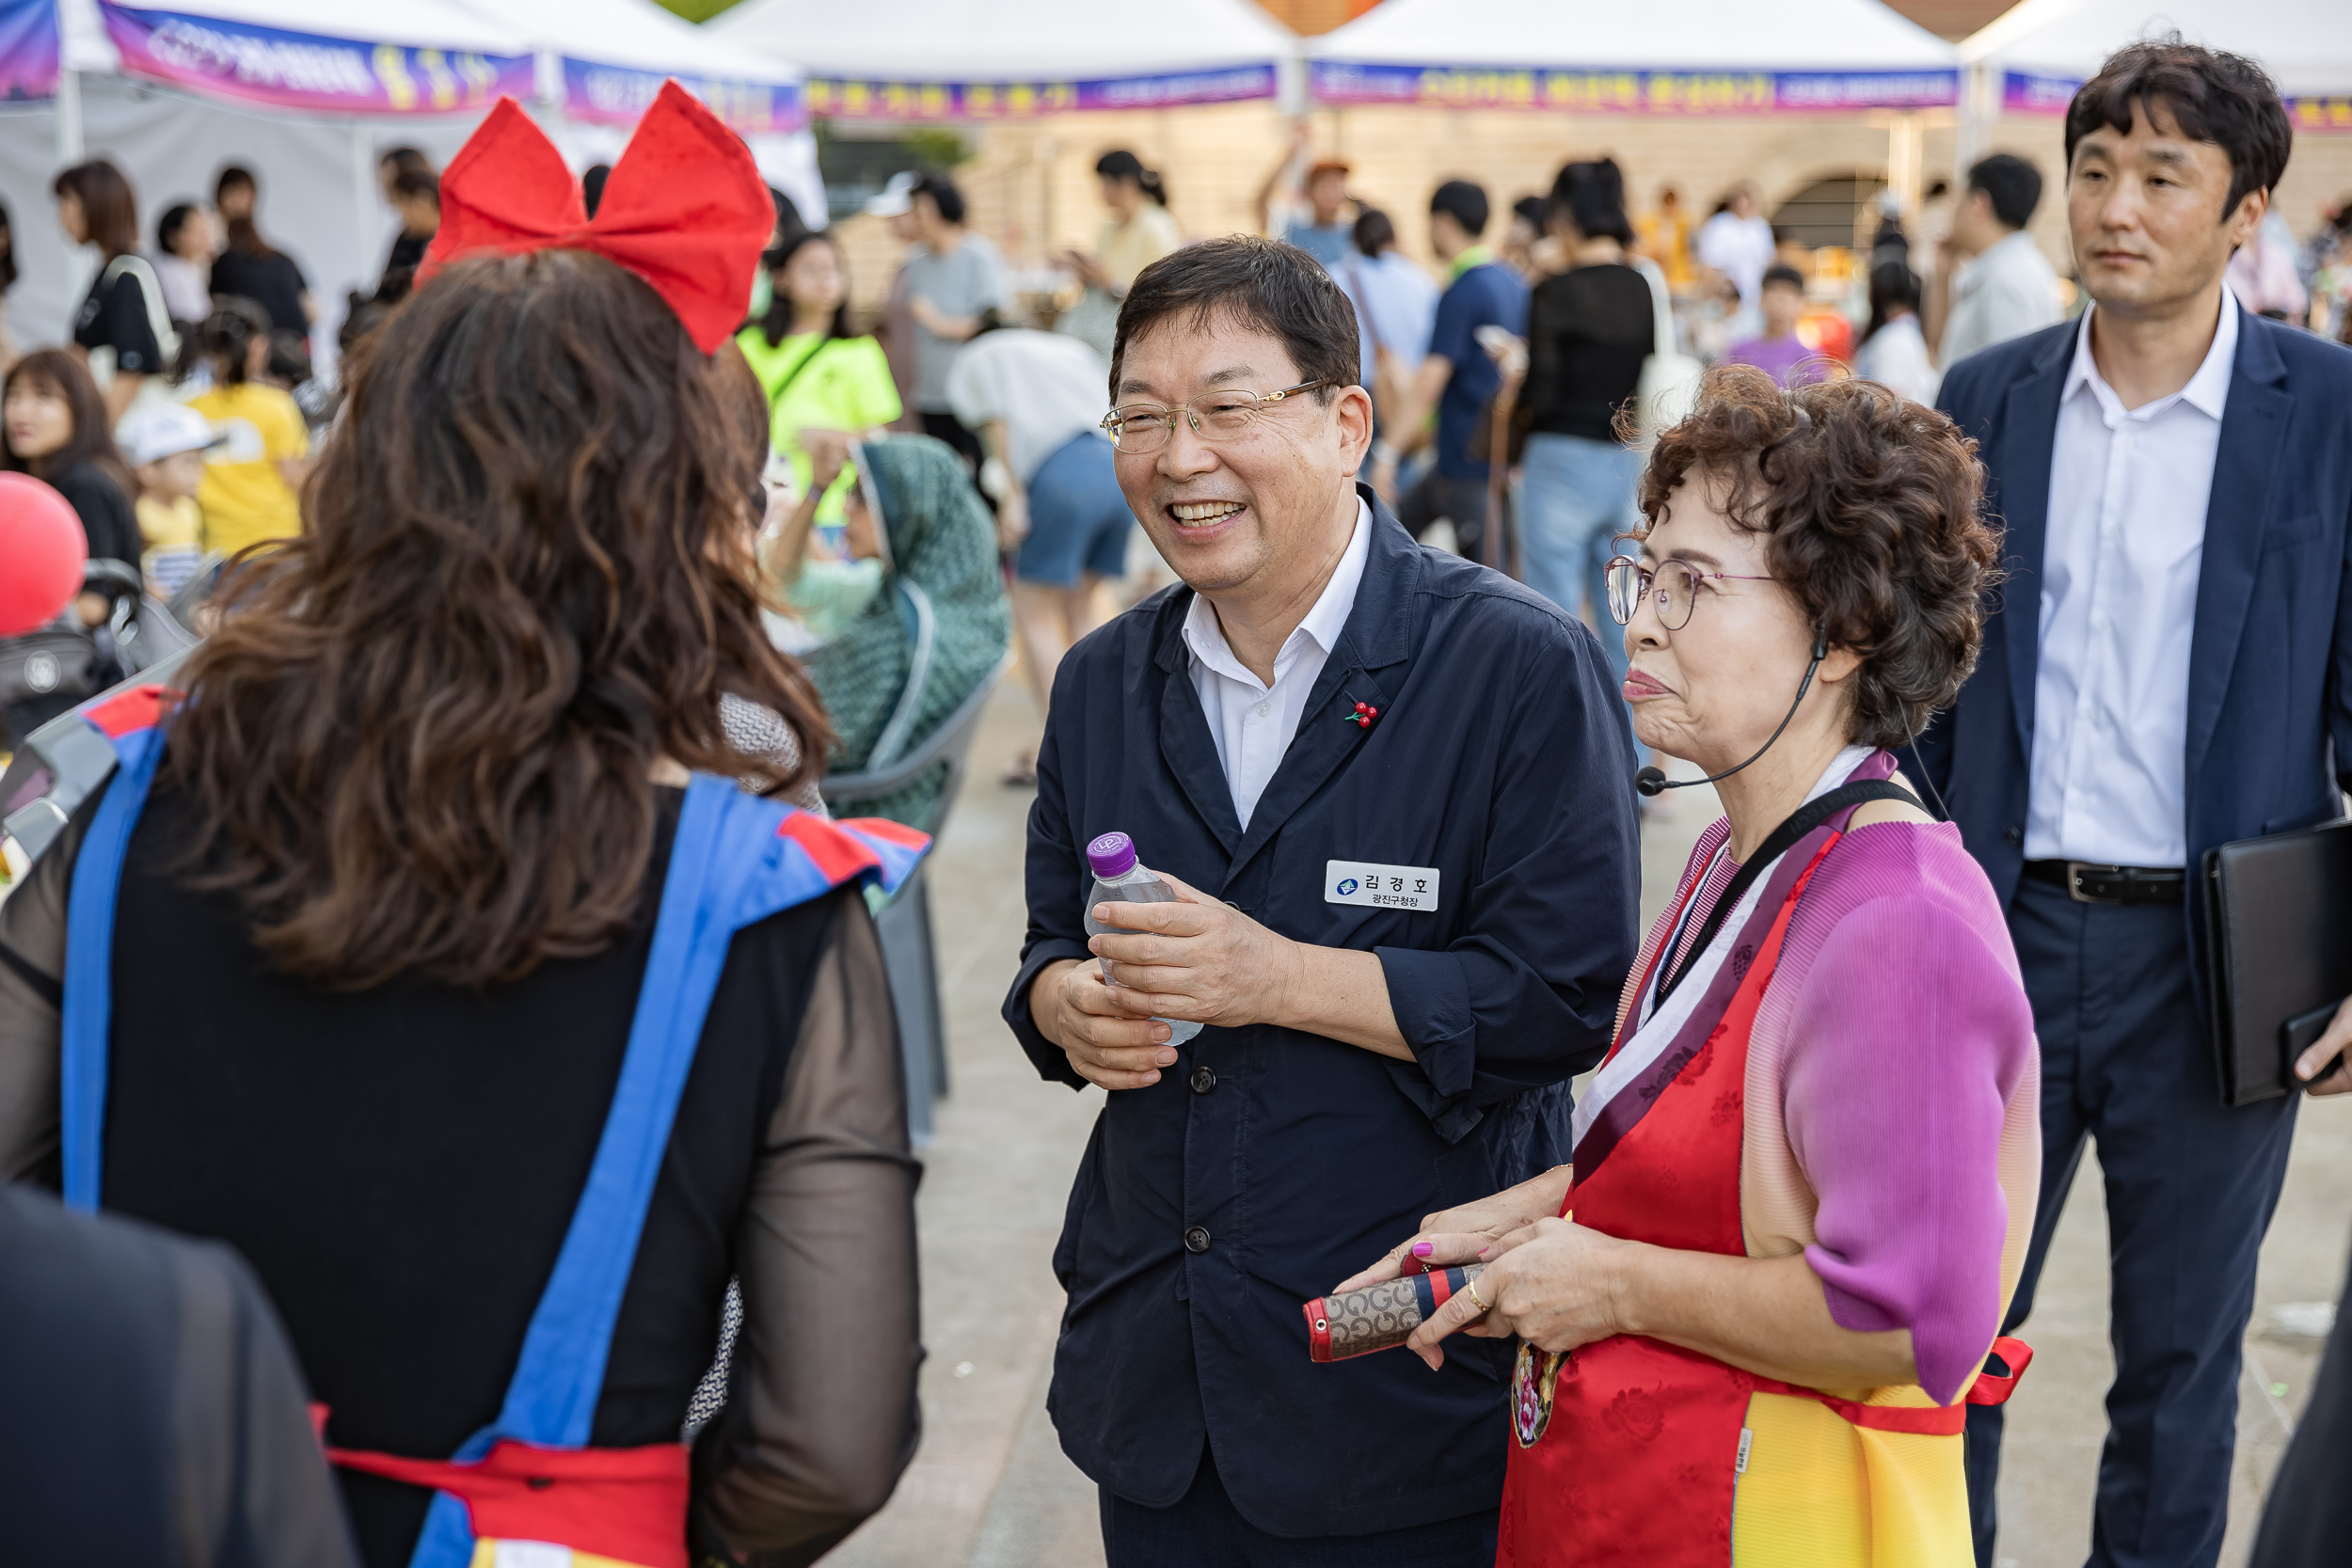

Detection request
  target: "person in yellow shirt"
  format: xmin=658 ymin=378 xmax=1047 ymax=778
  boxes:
xmin=736 ymin=230 xmax=900 ymax=525
xmin=1635 ymin=184 xmax=1695 ymax=292
xmin=186 ymin=304 xmax=309 ymax=557
xmin=117 ymin=401 xmax=217 ymax=595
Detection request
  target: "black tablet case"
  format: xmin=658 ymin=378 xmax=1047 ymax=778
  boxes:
xmin=2201 ymin=817 xmax=2352 ymax=1105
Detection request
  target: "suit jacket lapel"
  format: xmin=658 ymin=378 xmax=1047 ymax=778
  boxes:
xmin=1152 ymin=594 xmax=1244 ymax=857
xmin=1995 ymin=329 xmax=2073 ymax=767
xmin=2185 ymin=311 xmax=2293 ymax=784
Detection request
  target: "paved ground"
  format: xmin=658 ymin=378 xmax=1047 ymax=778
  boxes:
xmin=828 ymin=679 xmax=2350 ymax=1568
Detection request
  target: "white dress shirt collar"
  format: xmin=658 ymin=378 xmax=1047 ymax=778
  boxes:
xmin=1182 ymin=498 xmax=1371 ymax=696
xmin=2062 ymin=288 xmax=2238 ymax=424
xmin=1182 ymin=498 xmax=1373 ymax=831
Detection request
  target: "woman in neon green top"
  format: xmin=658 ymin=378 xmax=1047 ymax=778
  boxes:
xmin=736 ymin=231 xmax=901 ymax=522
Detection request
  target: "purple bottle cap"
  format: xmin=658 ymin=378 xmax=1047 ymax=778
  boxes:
xmin=1086 ymin=831 xmax=1137 ymax=879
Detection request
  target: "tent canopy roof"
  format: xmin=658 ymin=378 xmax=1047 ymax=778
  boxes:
xmin=1960 ymin=0 xmax=2352 ymax=97
xmin=709 ymin=0 xmax=1295 ymax=81
xmin=1307 ymin=0 xmax=1956 ymax=72
xmin=462 ymin=0 xmax=800 ymax=85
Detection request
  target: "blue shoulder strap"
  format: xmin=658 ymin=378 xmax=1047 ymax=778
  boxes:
xmin=59 ymin=723 xmax=167 ymax=1212
xmin=406 ymin=778 xmax=922 ymax=1566
xmin=59 ymin=744 xmax=924 ymax=1568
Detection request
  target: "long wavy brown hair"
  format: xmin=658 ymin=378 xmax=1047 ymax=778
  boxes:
xmin=160 ymin=248 xmax=831 ymax=990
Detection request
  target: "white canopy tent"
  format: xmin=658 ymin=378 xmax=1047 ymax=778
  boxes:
xmin=2 ymin=0 xmax=821 ymax=353
xmin=1963 ymin=0 xmax=2352 ymax=98
xmin=1957 ymin=0 xmax=2352 ymax=162
xmin=1 ymin=0 xmax=532 ymax=349
xmin=454 ymin=0 xmax=822 ymax=223
xmin=1306 ymin=0 xmax=1960 ymax=113
xmin=709 ymin=0 xmax=1298 ymax=119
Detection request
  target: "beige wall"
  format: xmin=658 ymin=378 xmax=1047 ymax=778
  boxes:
xmin=824 ymin=103 xmax=2352 ymax=314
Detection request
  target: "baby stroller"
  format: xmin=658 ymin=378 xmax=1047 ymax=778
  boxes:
xmin=0 ymin=560 xmax=200 ymax=754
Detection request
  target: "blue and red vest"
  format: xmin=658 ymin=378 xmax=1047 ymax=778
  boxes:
xmin=57 ymin=688 xmax=927 ymax=1568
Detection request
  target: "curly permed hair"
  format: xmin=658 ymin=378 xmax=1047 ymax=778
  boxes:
xmin=1633 ymin=366 xmax=1999 ymax=749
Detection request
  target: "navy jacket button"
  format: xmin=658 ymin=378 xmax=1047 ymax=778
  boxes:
xmin=2003 ymin=826 xmax=2024 ymax=848
xmin=1183 ymin=1226 xmax=1212 ymax=1254
xmin=1190 ymin=1066 xmax=1216 ymax=1094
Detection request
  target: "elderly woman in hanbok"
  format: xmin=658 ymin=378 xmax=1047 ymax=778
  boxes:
xmin=1340 ymin=368 xmax=2040 ymax=1567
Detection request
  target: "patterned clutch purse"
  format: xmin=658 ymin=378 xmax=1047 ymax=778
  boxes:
xmin=1303 ymin=1263 xmax=1488 ymax=1362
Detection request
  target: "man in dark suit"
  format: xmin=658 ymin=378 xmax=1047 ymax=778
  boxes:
xmin=1003 ymin=237 xmax=1637 ymax=1563
xmin=0 ymin=1182 xmax=359 ymax=1565
xmin=1914 ymin=40 xmax=2352 ymax=1568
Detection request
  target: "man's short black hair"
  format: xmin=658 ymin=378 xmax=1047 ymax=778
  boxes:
xmin=1429 ymin=180 xmax=1490 ymax=239
xmin=1109 ymin=236 xmax=1360 ymax=405
xmin=913 ymin=172 xmax=966 ymax=226
xmin=1761 ymin=263 xmax=1805 ymax=293
xmin=2065 ymin=37 xmax=2293 ymax=217
xmin=1965 ymin=153 xmax=2043 ymax=231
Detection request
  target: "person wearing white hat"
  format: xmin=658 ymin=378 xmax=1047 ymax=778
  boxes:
xmin=117 ymin=402 xmax=218 ymax=596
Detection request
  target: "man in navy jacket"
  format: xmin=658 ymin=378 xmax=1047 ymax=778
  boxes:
xmin=1001 ymin=237 xmax=1638 ymax=1562
xmin=1910 ymin=43 xmax=2352 ymax=1568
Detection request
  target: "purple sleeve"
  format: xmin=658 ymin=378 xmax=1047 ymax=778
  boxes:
xmin=1779 ymin=883 xmax=2034 ymax=1405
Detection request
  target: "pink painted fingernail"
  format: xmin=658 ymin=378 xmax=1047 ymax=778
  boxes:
xmin=1412 ymin=1242 xmax=1434 ymax=1258
xmin=1478 ymin=1245 xmax=1492 ymax=1258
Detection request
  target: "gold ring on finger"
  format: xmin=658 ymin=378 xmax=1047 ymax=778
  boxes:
xmin=1462 ymin=1277 xmax=1490 ymax=1314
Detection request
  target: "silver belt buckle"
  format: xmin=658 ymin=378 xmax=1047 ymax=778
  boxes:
xmin=2065 ymin=862 xmax=2122 ymax=905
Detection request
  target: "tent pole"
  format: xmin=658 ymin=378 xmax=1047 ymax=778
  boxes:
xmin=1888 ymin=111 xmax=1924 ymax=219
xmin=56 ymin=71 xmax=83 ymax=165
xmin=1954 ymin=65 xmax=1985 ymax=184
xmin=354 ymin=122 xmax=376 ymax=287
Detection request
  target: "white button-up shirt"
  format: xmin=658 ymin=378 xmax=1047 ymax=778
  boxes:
xmin=1183 ymin=499 xmax=1372 ymax=831
xmin=2025 ymin=293 xmax=2238 ymax=867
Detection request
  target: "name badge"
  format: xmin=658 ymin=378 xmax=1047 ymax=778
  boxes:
xmin=1327 ymin=861 xmax=1440 ymax=911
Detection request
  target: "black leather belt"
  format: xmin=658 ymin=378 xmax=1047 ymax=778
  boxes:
xmin=2022 ymin=860 xmax=2187 ymax=905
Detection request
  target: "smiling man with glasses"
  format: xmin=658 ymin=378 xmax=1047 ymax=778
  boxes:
xmin=1000 ymin=235 xmax=1637 ymax=1565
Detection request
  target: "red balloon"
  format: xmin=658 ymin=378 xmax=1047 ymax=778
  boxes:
xmin=0 ymin=472 xmax=88 ymax=637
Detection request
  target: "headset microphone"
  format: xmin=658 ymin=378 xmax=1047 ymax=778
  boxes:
xmin=1635 ymin=625 xmax=1830 ymax=799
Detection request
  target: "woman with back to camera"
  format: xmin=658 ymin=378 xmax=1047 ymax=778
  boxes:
xmin=208 ymin=165 xmax=314 ymax=336
xmin=0 ymin=87 xmax=922 ymax=1568
xmin=183 ymin=301 xmax=310 ymax=559
xmin=54 ymin=160 xmax=174 ymax=423
xmin=1340 ymin=369 xmax=2040 ymax=1566
xmin=151 ymin=201 xmax=218 ymax=328
xmin=1853 ymin=259 xmax=1941 ymax=404
xmin=1517 ymin=159 xmax=1658 ymax=721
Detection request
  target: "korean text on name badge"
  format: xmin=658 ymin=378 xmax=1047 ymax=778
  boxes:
xmin=1326 ymin=861 xmax=1440 ymax=911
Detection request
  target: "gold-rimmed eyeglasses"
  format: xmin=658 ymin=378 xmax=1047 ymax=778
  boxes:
xmin=1605 ymin=556 xmax=1775 ymax=631
xmin=1099 ymin=380 xmax=1329 ymax=454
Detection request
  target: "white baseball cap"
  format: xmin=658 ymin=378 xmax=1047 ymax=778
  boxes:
xmin=865 ymin=170 xmax=919 ymax=218
xmin=119 ymin=403 xmax=222 ymax=468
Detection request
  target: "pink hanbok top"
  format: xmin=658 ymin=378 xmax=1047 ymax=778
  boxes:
xmin=1620 ymin=749 xmax=2042 ymax=1402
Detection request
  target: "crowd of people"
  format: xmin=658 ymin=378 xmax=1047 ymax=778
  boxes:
xmin=1 ymin=28 xmax=2351 ymax=1568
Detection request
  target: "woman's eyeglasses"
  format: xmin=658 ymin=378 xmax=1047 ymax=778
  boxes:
xmin=1604 ymin=556 xmax=1774 ymax=632
xmin=1099 ymin=381 xmax=1328 ymax=455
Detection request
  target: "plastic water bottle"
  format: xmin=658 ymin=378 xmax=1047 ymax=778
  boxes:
xmin=1082 ymin=831 xmax=1204 ymax=1046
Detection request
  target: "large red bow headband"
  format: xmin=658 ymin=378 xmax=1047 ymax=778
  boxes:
xmin=417 ymin=81 xmax=771 ymax=354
